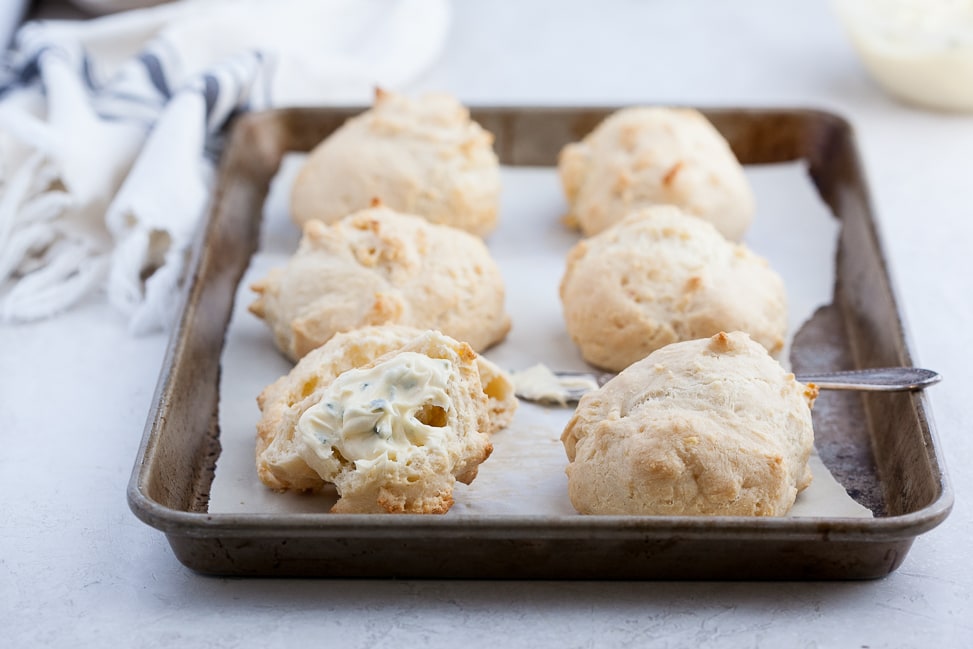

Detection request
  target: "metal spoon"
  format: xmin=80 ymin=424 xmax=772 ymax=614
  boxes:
xmin=513 ymin=366 xmax=941 ymax=404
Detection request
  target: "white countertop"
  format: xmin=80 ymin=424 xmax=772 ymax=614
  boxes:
xmin=2 ymin=0 xmax=972 ymax=646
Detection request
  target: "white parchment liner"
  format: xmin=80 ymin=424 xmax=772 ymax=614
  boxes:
xmin=209 ymin=155 xmax=872 ymax=519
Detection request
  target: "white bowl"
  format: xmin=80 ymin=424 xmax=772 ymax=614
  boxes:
xmin=833 ymin=0 xmax=973 ymax=112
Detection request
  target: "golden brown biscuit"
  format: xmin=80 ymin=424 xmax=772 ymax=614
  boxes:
xmin=561 ymin=331 xmax=817 ymax=516
xmin=256 ymin=326 xmax=518 ymax=513
xmin=291 ymin=89 xmax=501 ymax=236
xmin=250 ymin=205 xmax=511 ymax=361
xmin=558 ymin=106 xmax=754 ymax=239
xmin=559 ymin=205 xmax=787 ymax=372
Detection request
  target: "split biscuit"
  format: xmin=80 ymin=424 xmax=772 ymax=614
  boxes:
xmin=256 ymin=326 xmax=518 ymax=513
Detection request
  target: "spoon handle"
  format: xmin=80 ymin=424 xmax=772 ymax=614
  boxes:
xmin=520 ymin=367 xmax=943 ymax=404
xmin=795 ymin=367 xmax=941 ymax=392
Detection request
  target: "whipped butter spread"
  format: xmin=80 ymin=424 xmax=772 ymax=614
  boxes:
xmin=297 ymin=352 xmax=453 ymax=475
xmin=511 ymin=363 xmax=599 ymax=405
xmin=836 ymin=0 xmax=973 ymax=111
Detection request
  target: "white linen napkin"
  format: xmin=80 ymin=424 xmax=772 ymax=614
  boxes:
xmin=0 ymin=0 xmax=29 ymax=50
xmin=0 ymin=0 xmax=449 ymax=333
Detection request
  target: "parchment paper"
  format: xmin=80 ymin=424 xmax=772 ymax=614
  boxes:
xmin=209 ymin=154 xmax=873 ymax=518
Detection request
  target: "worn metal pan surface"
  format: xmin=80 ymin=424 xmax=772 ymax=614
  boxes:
xmin=127 ymin=106 xmax=952 ymax=579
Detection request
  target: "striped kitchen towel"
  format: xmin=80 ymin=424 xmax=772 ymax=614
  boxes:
xmin=0 ymin=0 xmax=449 ymax=333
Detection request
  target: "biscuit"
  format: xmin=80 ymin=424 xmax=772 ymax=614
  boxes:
xmin=256 ymin=326 xmax=518 ymax=513
xmin=558 ymin=106 xmax=754 ymax=239
xmin=250 ymin=205 xmax=511 ymax=361
xmin=559 ymin=205 xmax=786 ymax=372
xmin=561 ymin=331 xmax=817 ymax=516
xmin=291 ymin=89 xmax=501 ymax=237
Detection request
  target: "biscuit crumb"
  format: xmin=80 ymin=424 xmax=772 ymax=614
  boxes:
xmin=803 ymin=383 xmax=820 ymax=406
xmin=612 ymin=171 xmax=632 ymax=194
xmin=709 ymin=331 xmax=732 ymax=353
xmin=662 ymin=161 xmax=684 ymax=187
xmin=304 ymin=220 xmax=328 ymax=242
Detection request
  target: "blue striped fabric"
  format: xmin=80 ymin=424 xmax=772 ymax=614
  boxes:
xmin=0 ymin=19 xmax=273 ymax=329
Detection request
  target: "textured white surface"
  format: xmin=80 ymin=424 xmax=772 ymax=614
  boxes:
xmin=2 ymin=0 xmax=972 ymax=646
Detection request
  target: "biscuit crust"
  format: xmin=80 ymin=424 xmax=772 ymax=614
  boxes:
xmin=559 ymin=205 xmax=787 ymax=372
xmin=561 ymin=331 xmax=817 ymax=517
xmin=250 ymin=206 xmax=511 ymax=361
xmin=558 ymin=106 xmax=754 ymax=240
xmin=291 ymin=90 xmax=501 ymax=236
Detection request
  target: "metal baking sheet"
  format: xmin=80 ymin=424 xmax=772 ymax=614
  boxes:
xmin=127 ymin=106 xmax=952 ymax=579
